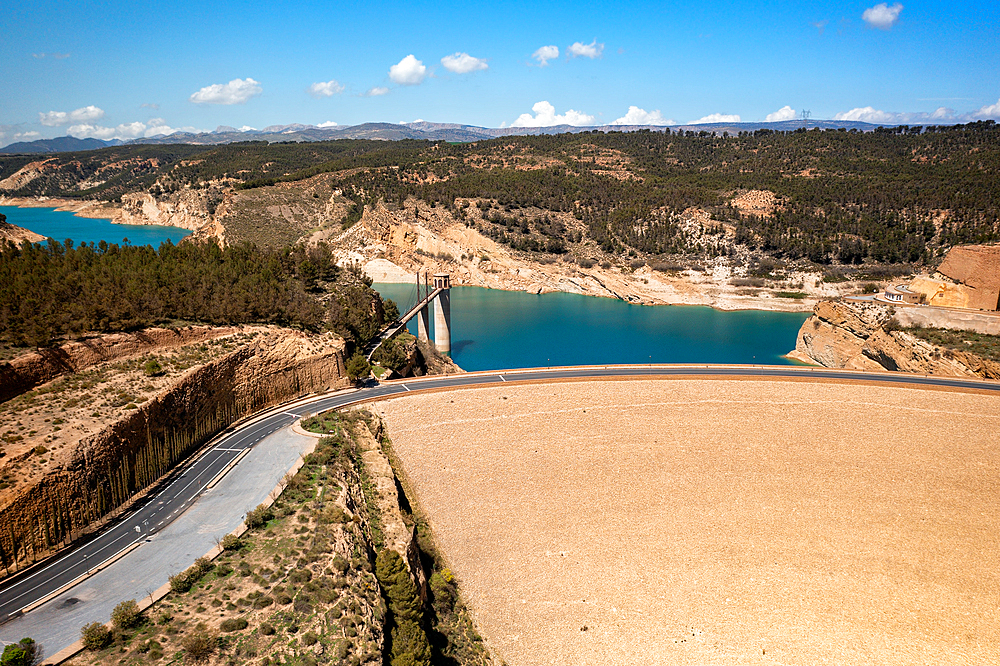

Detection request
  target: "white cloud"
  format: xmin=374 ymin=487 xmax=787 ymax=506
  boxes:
xmin=317 ymin=121 xmax=338 ymax=128
xmin=862 ymin=3 xmax=903 ymax=30
xmin=14 ymin=131 xmax=40 ymax=140
xmin=441 ymin=52 xmax=488 ymax=74
xmin=364 ymin=86 xmax=390 ymax=97
xmin=308 ymin=80 xmax=345 ymax=98
xmin=511 ymin=101 xmax=595 ymax=127
xmin=38 ymin=105 xmax=105 ymax=126
xmin=831 ymin=104 xmax=982 ymax=124
xmin=765 ymin=105 xmax=797 ymax=122
xmin=690 ymin=113 xmax=741 ymax=124
xmin=532 ymin=45 xmax=559 ymax=66
xmin=141 ymin=102 xmax=160 ymax=110
xmin=32 ymin=52 xmax=70 ymax=59
xmin=67 ymin=119 xmax=198 ymax=140
xmin=834 ymin=106 xmax=898 ymax=123
xmin=568 ymin=39 xmax=604 ymax=59
xmin=189 ymin=78 xmax=262 ymax=105
xmin=612 ymin=106 xmax=673 ymax=126
xmin=389 ymin=55 xmax=427 ymax=85
xmin=970 ymin=98 xmax=1000 ymax=120
xmin=69 ymin=123 xmax=142 ymax=140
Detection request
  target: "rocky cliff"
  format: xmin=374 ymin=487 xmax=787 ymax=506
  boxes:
xmin=793 ymin=300 xmax=1000 ymax=379
xmin=0 ymin=328 xmax=347 ymax=571
xmin=0 ymin=326 xmax=236 ymax=404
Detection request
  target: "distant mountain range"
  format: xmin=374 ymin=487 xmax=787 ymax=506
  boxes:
xmin=0 ymin=119 xmax=893 ymax=154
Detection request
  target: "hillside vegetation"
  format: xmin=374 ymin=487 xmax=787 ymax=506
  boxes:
xmin=1 ymin=122 xmax=998 ymax=267
xmin=0 ymin=239 xmax=385 ymax=348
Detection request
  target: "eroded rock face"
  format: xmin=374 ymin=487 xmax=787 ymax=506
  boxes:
xmin=0 ymin=329 xmax=347 ymax=570
xmin=794 ymin=301 xmax=1000 ymax=379
xmin=0 ymin=326 xmax=237 ymax=403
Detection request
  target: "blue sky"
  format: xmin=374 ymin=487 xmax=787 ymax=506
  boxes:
xmin=2 ymin=1 xmax=998 ymax=145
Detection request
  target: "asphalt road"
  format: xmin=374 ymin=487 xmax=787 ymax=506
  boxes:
xmin=1 ymin=364 xmax=997 ymax=627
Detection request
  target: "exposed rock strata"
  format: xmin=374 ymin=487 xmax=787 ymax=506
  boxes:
xmin=794 ymin=300 xmax=1000 ymax=378
xmin=339 ymin=197 xmax=852 ymax=312
xmin=0 ymin=326 xmax=236 ymax=404
xmin=0 ymin=329 xmax=347 ymax=571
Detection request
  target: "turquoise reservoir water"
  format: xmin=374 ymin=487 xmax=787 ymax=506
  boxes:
xmin=0 ymin=205 xmax=192 ymax=247
xmin=374 ymin=283 xmax=809 ymax=372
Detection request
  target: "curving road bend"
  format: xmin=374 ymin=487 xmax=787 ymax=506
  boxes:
xmin=0 ymin=364 xmax=997 ymax=637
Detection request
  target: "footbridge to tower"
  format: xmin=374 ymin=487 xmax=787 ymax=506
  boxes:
xmin=364 ymin=273 xmax=452 ymax=361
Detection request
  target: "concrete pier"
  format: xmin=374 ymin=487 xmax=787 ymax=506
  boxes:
xmin=416 ymin=305 xmax=430 ymax=343
xmin=432 ymin=273 xmax=451 ymax=354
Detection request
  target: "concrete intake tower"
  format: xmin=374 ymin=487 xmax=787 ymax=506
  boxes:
xmin=431 ymin=273 xmax=451 ymax=354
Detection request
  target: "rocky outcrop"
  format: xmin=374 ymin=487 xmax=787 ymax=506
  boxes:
xmin=115 ymin=191 xmax=216 ymax=234
xmin=0 ymin=215 xmax=44 ymax=248
xmin=0 ymin=329 xmax=347 ymax=571
xmin=0 ymin=326 xmax=237 ymax=403
xmin=794 ymin=300 xmax=1000 ymax=379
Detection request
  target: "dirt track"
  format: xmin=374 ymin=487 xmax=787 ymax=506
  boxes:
xmin=374 ymin=379 xmax=1000 ymax=666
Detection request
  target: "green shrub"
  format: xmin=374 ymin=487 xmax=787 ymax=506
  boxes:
xmin=331 ymin=555 xmax=349 ymax=573
xmin=390 ymin=620 xmax=431 ymax=666
xmin=219 ymin=617 xmax=249 ymax=632
xmin=220 ymin=534 xmax=243 ymax=551
xmin=429 ymin=569 xmax=457 ymax=612
xmin=81 ymin=622 xmax=112 ymax=650
xmin=289 ymin=568 xmax=312 ymax=583
xmin=143 ymin=359 xmax=164 ymax=376
xmin=346 ymin=353 xmax=371 ymax=382
xmin=302 ymin=631 xmax=319 ymax=646
xmin=244 ymin=503 xmax=274 ymax=530
xmin=253 ymin=596 xmax=274 ymax=609
xmin=169 ymin=571 xmax=193 ymax=593
xmin=110 ymin=598 xmax=142 ymax=630
xmin=376 ymin=550 xmax=423 ymax=623
xmin=1 ymin=639 xmax=36 ymax=666
xmin=259 ymin=622 xmax=276 ymax=636
xmin=193 ymin=557 xmax=214 ymax=575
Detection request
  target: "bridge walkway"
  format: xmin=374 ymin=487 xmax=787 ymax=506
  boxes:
xmin=364 ymin=286 xmax=443 ymax=361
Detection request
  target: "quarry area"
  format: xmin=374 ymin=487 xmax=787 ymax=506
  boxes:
xmin=374 ymin=378 xmax=1000 ymax=666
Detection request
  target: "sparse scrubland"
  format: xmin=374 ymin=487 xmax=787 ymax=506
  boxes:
xmin=65 ymin=409 xmax=490 ymax=666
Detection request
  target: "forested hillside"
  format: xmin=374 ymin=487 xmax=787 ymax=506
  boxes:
xmin=0 ymin=239 xmax=385 ymax=347
xmin=2 ymin=121 xmax=998 ymax=267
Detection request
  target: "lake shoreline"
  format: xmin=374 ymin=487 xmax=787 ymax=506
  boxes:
xmin=0 ymin=202 xmax=194 ymax=247
xmin=371 ymin=270 xmax=822 ymax=314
